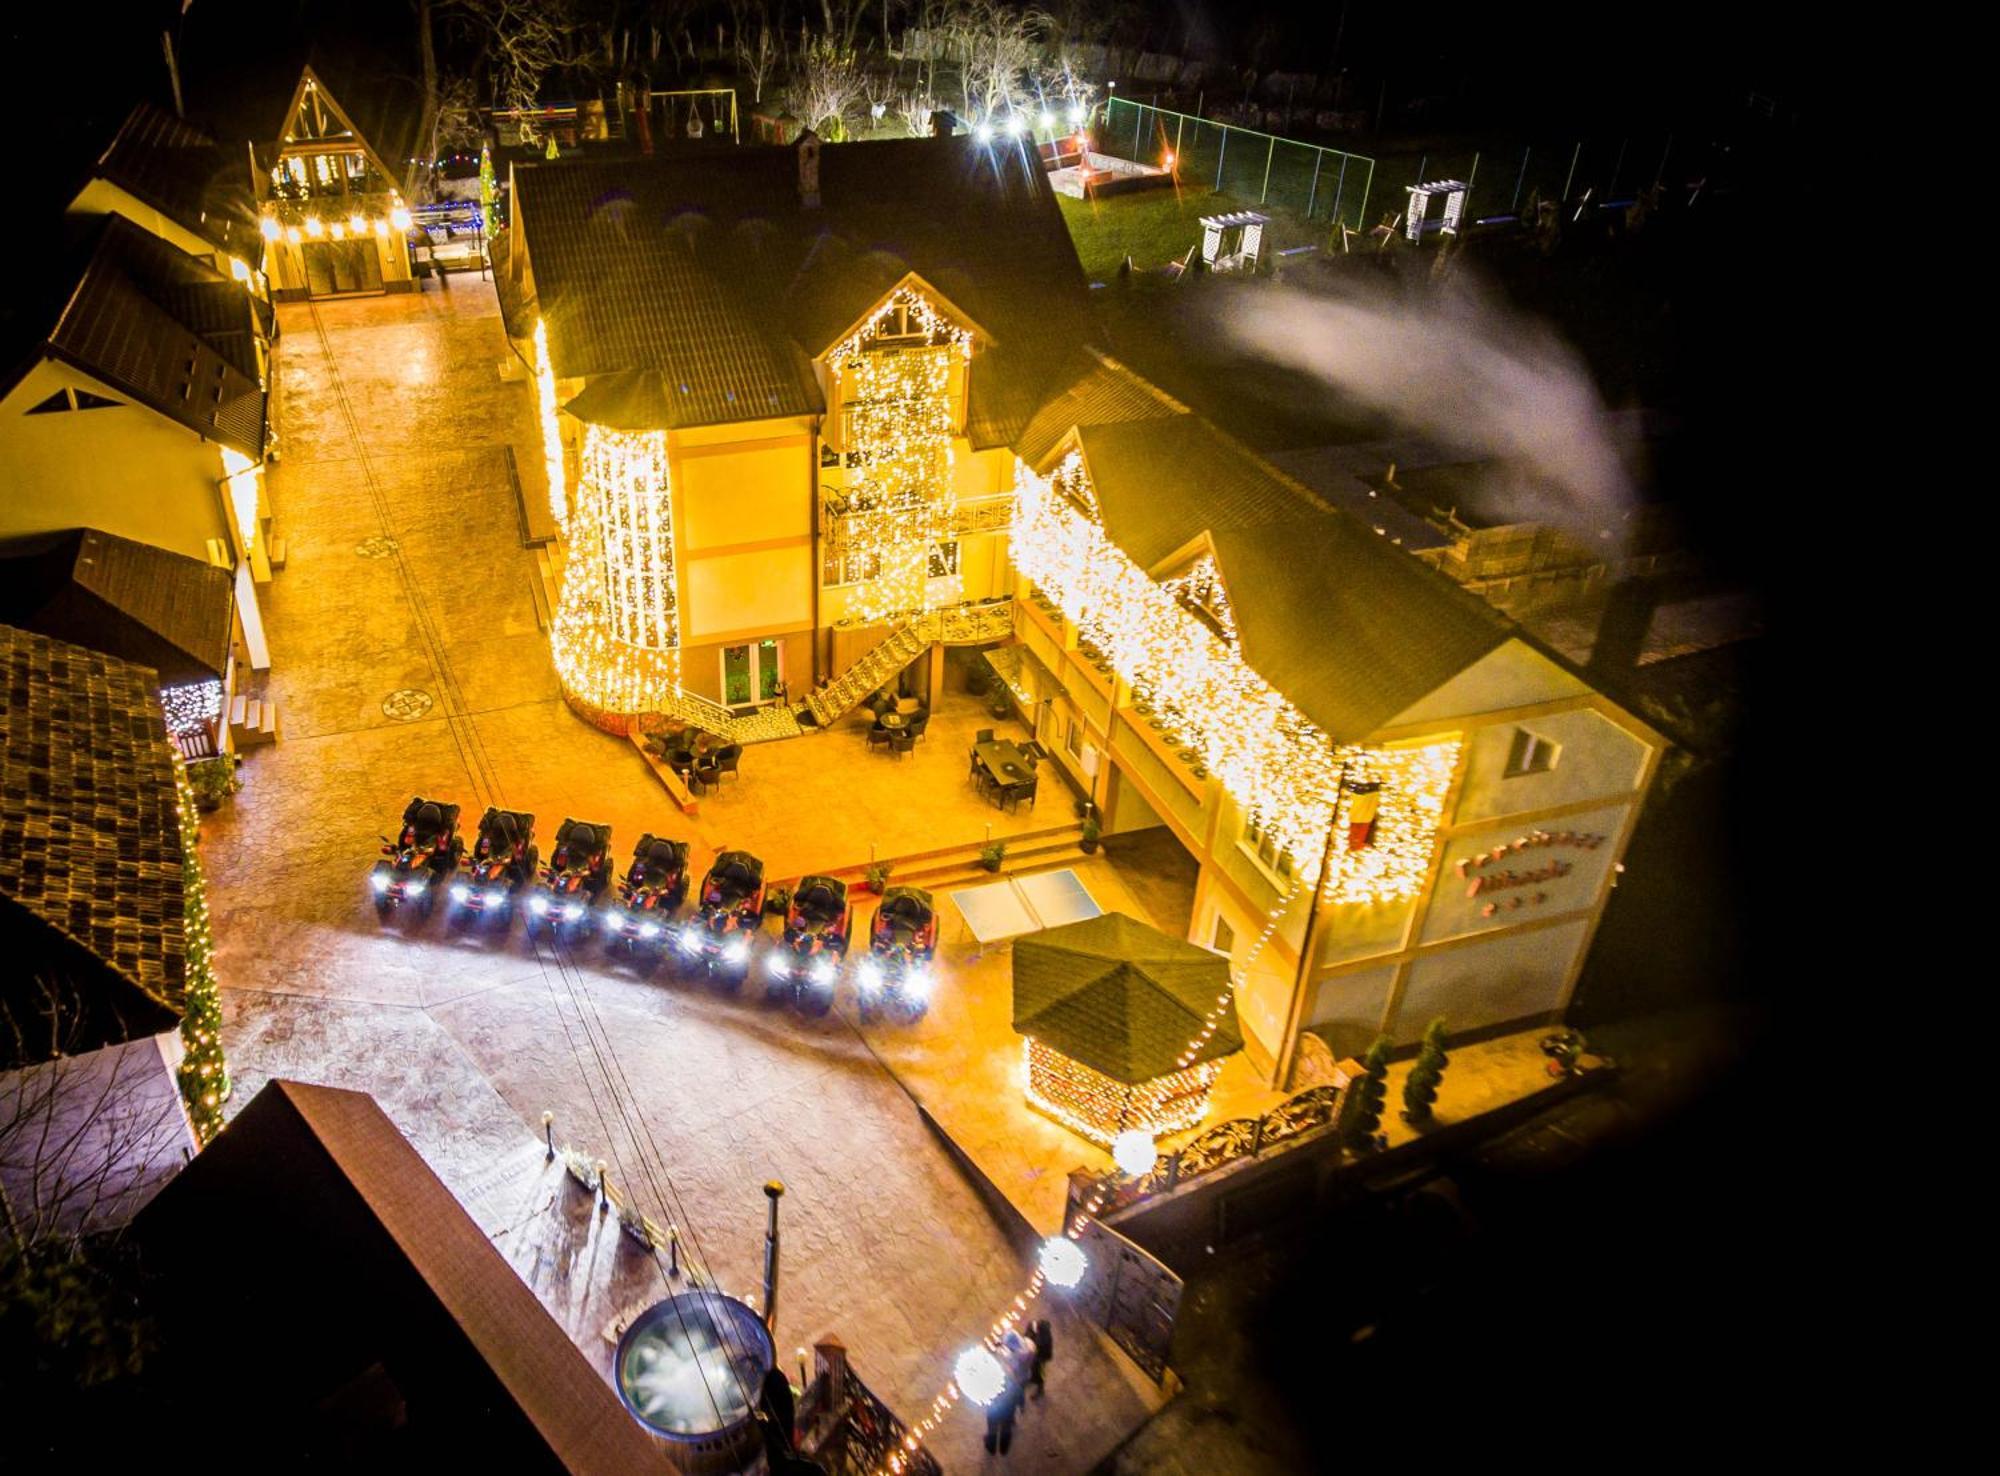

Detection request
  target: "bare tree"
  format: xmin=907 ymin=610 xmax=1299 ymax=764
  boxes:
xmin=894 ymin=89 xmax=938 ymax=137
xmin=947 ymin=2 xmax=1052 ymax=123
xmin=735 ymin=2 xmax=781 ymax=103
xmin=782 ymin=35 xmax=866 ymax=139
xmin=1 ymin=978 xmax=190 ymax=1251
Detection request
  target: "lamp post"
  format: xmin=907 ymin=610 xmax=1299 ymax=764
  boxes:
xmin=762 ymin=1180 xmax=785 ymax=1330
xmin=1272 ymin=758 xmax=1348 ymax=1089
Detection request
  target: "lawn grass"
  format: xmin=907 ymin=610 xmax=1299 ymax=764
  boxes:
xmin=1056 ymin=187 xmax=1328 ymax=281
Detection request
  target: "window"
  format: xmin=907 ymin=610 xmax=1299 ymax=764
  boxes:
xmin=1211 ymin=915 xmax=1236 ymax=954
xmin=1064 ymin=716 xmax=1084 ymax=759
xmin=72 ymin=390 xmax=121 ymax=410
xmin=1505 ymin=728 xmax=1560 ymax=777
xmin=926 ymin=541 xmax=959 ymax=580
xmin=25 ymin=390 xmax=70 ymax=414
xmin=1240 ymin=817 xmax=1294 ymax=881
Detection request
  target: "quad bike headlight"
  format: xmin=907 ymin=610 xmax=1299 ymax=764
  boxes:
xmin=810 ymin=957 xmax=838 ymax=988
xmin=371 ymin=872 xmax=391 ymax=894
xmin=484 ymin=887 xmax=505 ymax=905
xmin=857 ymin=959 xmax=884 ymax=994
xmin=677 ymin=928 xmax=704 ymax=957
xmin=529 ymin=895 xmax=551 ymax=916
xmin=450 ymin=883 xmax=471 ymax=903
xmin=562 ymin=902 xmax=585 ymax=923
xmin=767 ymin=955 xmax=791 ymax=981
xmin=904 ymin=967 xmax=932 ymax=1001
xmin=638 ymin=921 xmax=662 ymax=940
xmin=723 ymin=935 xmax=751 ymax=966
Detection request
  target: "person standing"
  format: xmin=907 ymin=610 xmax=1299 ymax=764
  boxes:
xmin=983 ymin=1377 xmax=1021 ymax=1456
xmin=1028 ymin=1318 xmax=1053 ymax=1398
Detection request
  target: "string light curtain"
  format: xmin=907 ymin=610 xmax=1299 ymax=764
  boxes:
xmin=551 ymin=421 xmax=681 ymax=729
xmin=828 ymin=286 xmax=971 ymax=622
xmin=1012 ymin=455 xmax=1460 ymax=902
xmin=533 ymin=319 xmax=569 ymax=530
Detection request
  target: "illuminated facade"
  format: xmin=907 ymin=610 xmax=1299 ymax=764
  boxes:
xmin=255 ymin=67 xmax=416 ymax=300
xmin=503 ymin=135 xmax=1662 ymax=1072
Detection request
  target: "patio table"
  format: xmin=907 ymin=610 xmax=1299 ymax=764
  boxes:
xmin=973 ymin=739 xmax=1032 ymax=797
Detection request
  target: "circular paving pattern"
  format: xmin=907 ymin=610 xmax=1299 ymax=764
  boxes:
xmin=381 ymin=688 xmax=435 ymax=721
xmin=356 ymin=535 xmax=401 ymax=559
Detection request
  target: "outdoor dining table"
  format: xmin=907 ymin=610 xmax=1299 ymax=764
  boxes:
xmin=877 ymin=710 xmax=908 ymax=732
xmin=973 ymin=739 xmax=1033 ymax=799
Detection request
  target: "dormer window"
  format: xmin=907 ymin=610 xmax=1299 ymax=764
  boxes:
xmin=1161 ymin=553 xmax=1236 ymax=645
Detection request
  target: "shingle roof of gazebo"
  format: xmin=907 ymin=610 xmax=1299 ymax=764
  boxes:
xmin=1012 ymin=912 xmax=1242 ymax=1083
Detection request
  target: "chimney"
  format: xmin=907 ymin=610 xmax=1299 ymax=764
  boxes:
xmin=796 ymin=130 xmax=821 ymax=210
xmin=1588 ymin=577 xmax=1662 ymax=680
xmin=931 ymin=109 xmax=960 ymax=138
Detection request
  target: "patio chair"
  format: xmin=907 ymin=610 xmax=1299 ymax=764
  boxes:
xmin=906 ymin=715 xmax=929 ymax=743
xmin=972 ymin=727 xmax=994 ymax=752
xmin=1003 ymin=778 xmax=1037 ymax=811
xmin=891 ymin=732 xmax=915 ymax=760
xmin=868 ymin=727 xmax=892 ymax=753
xmin=714 ymin=745 xmax=741 ymax=784
xmin=692 ymin=760 xmax=721 ymax=793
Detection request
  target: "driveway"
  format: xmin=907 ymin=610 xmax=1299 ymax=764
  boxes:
xmin=204 ymin=283 xmax=1155 ymax=1471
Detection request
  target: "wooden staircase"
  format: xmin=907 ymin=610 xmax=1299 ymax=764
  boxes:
xmin=802 ymin=623 xmax=929 ymax=729
xmin=228 ymin=693 xmax=281 ymax=748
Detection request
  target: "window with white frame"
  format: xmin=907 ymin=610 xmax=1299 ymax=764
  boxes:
xmin=1505 ymin=727 xmax=1560 ymax=777
xmin=1240 ymin=815 xmax=1295 ymax=881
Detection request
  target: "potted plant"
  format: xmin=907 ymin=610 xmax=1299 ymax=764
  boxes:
xmin=978 ymin=840 xmax=1006 ymax=872
xmin=187 ymin=756 xmax=242 ymax=812
xmin=989 ymin=694 xmax=1011 ymax=720
xmin=865 ymin=861 xmax=892 ymax=893
xmin=1337 ymin=1035 xmax=1392 ymax=1151
xmin=1079 ymin=817 xmax=1101 ymax=854
xmin=1400 ymin=1018 xmax=1450 ymax=1124
xmin=965 ymin=661 xmax=990 ymax=697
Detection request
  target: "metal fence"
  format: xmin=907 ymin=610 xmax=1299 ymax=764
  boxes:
xmin=1101 ymin=96 xmax=1376 ymax=232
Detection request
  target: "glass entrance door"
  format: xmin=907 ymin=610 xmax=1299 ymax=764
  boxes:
xmin=721 ymin=640 xmax=783 ymax=710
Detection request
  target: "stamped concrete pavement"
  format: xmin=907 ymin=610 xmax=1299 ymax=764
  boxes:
xmin=205 ymin=284 xmax=1157 ymax=1471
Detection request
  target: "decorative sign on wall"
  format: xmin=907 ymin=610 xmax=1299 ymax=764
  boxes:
xmin=1455 ymin=830 xmax=1604 ymax=917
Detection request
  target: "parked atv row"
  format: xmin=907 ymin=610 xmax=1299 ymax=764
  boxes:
xmin=367 ymin=798 xmax=936 ymax=1018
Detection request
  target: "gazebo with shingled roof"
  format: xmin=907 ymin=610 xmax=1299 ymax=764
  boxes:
xmin=1011 ymin=913 xmax=1243 ymax=1147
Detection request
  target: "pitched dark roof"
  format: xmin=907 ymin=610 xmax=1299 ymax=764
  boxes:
xmin=0 ymin=529 xmax=235 ymax=686
xmin=134 ymin=1080 xmax=675 ymax=1474
xmin=0 ymin=625 xmax=184 ymax=1068
xmin=1074 ymin=416 xmax=1512 ymax=740
xmin=1012 ymin=348 xmax=1188 ymax=468
xmin=513 ymin=134 xmax=1097 ymax=437
xmin=1012 ymin=913 xmax=1242 ymax=1082
xmin=45 ymin=214 xmax=267 ymax=458
xmin=88 ymin=100 xmax=261 ymax=258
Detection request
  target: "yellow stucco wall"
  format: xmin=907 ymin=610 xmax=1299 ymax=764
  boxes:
xmin=670 ymin=418 xmax=815 ymax=645
xmin=0 ymin=362 xmax=234 ymax=562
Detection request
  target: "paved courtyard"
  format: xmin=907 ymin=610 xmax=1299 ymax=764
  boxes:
xmin=204 ymin=284 xmax=1161 ymax=1471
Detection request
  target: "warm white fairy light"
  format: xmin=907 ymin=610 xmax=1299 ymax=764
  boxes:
xmin=1022 ymin=1038 xmax=1219 ymax=1146
xmin=827 ymin=286 xmax=971 ymax=622
xmin=533 ymin=318 xmax=569 ymax=530
xmin=551 ymin=421 xmax=681 ymax=726
xmin=1012 ymin=457 xmax=1458 ymax=901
